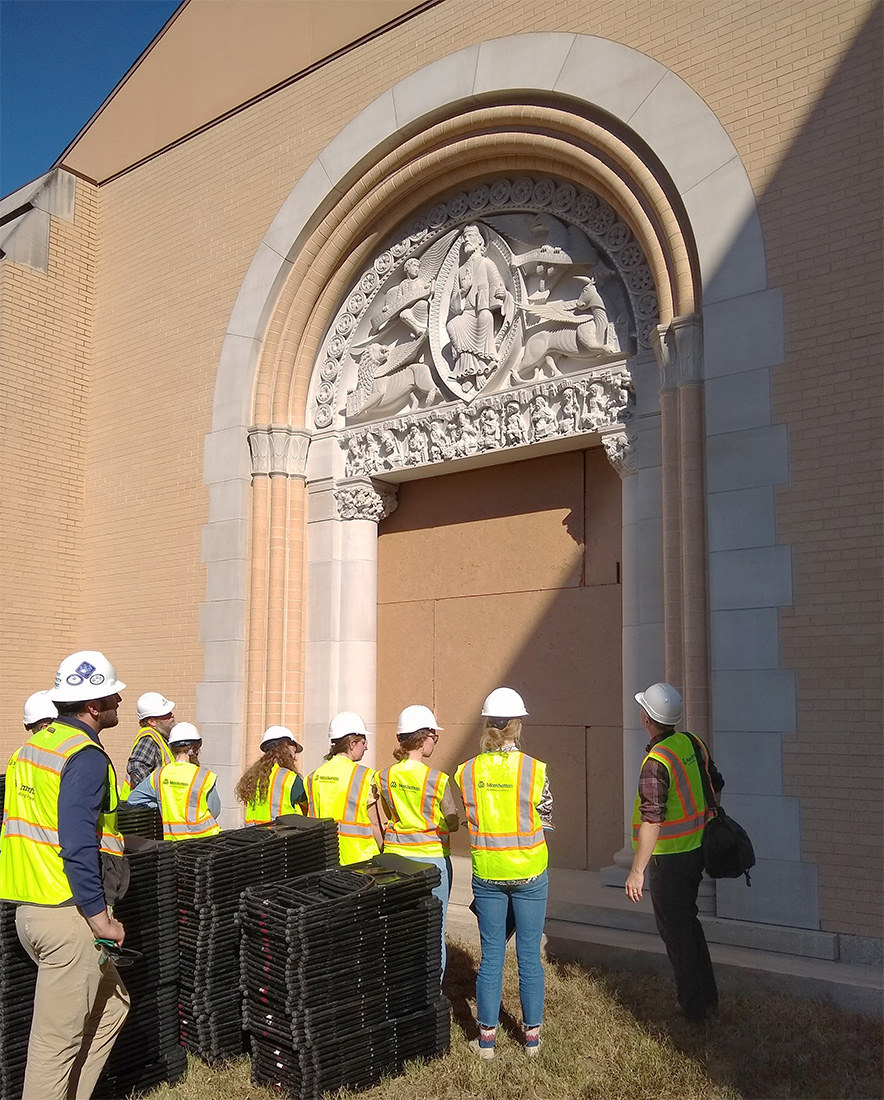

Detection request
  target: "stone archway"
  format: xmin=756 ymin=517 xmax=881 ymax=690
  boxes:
xmin=199 ymin=33 xmax=777 ymax=911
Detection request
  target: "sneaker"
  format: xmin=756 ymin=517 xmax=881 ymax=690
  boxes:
xmin=524 ymin=1024 xmax=541 ymax=1057
xmin=469 ymin=1026 xmax=496 ymax=1060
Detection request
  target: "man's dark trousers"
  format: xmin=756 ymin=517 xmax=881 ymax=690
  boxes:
xmin=649 ymin=846 xmax=718 ymax=1021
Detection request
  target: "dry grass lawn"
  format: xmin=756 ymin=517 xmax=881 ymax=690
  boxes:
xmin=142 ymin=937 xmax=882 ymax=1100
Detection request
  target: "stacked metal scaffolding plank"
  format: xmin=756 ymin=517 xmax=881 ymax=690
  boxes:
xmin=240 ymin=855 xmax=450 ymax=1099
xmin=0 ymin=900 xmax=36 ymax=1100
xmin=176 ymin=818 xmax=339 ymax=1064
xmin=94 ymin=840 xmax=185 ymax=1098
xmin=116 ymin=802 xmax=164 ymax=841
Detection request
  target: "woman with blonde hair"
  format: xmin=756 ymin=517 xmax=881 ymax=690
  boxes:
xmin=235 ymin=726 xmax=306 ymax=824
xmin=376 ymin=705 xmax=459 ymax=974
xmin=455 ymin=688 xmax=553 ymax=1060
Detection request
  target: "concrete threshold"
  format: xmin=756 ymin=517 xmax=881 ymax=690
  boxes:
xmin=445 ymin=856 xmax=883 ymax=1016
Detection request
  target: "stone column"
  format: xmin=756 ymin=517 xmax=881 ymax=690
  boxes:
xmin=303 ymin=475 xmax=398 ymax=773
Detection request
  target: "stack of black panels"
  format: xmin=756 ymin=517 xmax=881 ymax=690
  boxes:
xmin=0 ymin=901 xmax=36 ymax=1100
xmin=177 ymin=818 xmax=339 ymax=1064
xmin=94 ymin=840 xmax=184 ymax=1098
xmin=117 ymin=803 xmax=164 ymax=841
xmin=240 ymin=854 xmax=450 ymax=1099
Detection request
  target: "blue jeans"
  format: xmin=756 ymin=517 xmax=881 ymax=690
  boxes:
xmin=407 ymin=854 xmax=452 ymax=975
xmin=472 ymin=870 xmax=548 ymax=1029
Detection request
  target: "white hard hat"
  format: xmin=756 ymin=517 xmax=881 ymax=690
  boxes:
xmin=168 ymin=721 xmax=201 ymax=746
xmin=261 ymin=725 xmax=303 ymax=752
xmin=481 ymin=687 xmax=528 ymax=718
xmin=396 ymin=705 xmax=443 ymax=738
xmin=328 ymin=711 xmax=371 ymax=741
xmin=136 ymin=692 xmax=175 ymax=721
xmin=23 ymin=690 xmax=58 ymax=726
xmin=50 ymin=651 xmax=126 ymax=703
xmin=635 ymin=683 xmax=683 ymax=726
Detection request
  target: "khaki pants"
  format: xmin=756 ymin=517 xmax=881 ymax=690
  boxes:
xmin=16 ymin=904 xmax=130 ymax=1100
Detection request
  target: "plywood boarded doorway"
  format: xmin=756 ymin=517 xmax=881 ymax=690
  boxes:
xmin=376 ymin=447 xmax=623 ymax=870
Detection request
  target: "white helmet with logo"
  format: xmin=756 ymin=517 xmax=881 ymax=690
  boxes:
xmin=23 ymin=690 xmax=58 ymax=727
xmin=328 ymin=711 xmax=371 ymax=741
xmin=635 ymin=683 xmax=683 ymax=726
xmin=136 ymin=692 xmax=175 ymax=721
xmin=261 ymin=725 xmax=303 ymax=752
xmin=168 ymin=721 xmax=202 ymax=746
xmin=481 ymin=687 xmax=528 ymax=718
xmin=396 ymin=705 xmax=443 ymax=738
xmin=50 ymin=651 xmax=126 ymax=703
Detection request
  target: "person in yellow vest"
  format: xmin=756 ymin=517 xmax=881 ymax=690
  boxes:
xmin=0 ymin=650 xmax=130 ymax=1100
xmin=119 ymin=691 xmax=176 ymax=800
xmin=126 ymin=722 xmax=221 ymax=841
xmin=22 ymin=689 xmax=58 ymax=734
xmin=455 ymin=687 xmax=552 ymax=1060
xmin=305 ymin=711 xmax=383 ymax=865
xmin=235 ymin=725 xmax=307 ymax=824
xmin=625 ymin=682 xmax=723 ymax=1024
xmin=376 ymin=705 xmax=460 ymax=974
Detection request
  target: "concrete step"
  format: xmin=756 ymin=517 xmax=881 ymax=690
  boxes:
xmin=544 ymin=919 xmax=884 ymax=1016
xmin=444 ymin=856 xmax=882 ymax=1015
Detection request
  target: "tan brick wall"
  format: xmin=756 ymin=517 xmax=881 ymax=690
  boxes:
xmin=0 ymin=178 xmax=96 ymax=761
xmin=1 ymin=1 xmax=877 ymax=931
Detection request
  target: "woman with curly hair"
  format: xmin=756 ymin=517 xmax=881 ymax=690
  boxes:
xmin=236 ymin=726 xmax=306 ymax=824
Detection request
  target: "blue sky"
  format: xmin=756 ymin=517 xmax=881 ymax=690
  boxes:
xmin=1 ymin=0 xmax=180 ymax=197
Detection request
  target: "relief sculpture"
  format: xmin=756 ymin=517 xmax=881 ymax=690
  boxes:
xmin=313 ymin=175 xmax=651 ymax=475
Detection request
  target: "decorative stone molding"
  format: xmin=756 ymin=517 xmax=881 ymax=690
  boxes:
xmin=248 ymin=426 xmax=310 ymax=477
xmin=339 ymin=368 xmax=633 ymax=478
xmin=333 ymin=478 xmax=399 ymax=523
xmin=651 ymin=314 xmax=703 ymax=389
xmin=309 ymin=173 xmax=656 ymax=436
xmin=600 ymin=427 xmax=637 ymax=478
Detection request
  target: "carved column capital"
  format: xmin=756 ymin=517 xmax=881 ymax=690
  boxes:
xmin=601 ymin=426 xmax=637 ymax=478
xmin=248 ymin=426 xmax=310 ymax=478
xmin=651 ymin=314 xmax=703 ymax=389
xmin=334 ymin=477 xmax=399 ymax=523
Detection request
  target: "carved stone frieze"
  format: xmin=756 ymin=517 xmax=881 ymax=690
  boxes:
xmin=334 ymin=480 xmax=399 ymax=523
xmin=339 ymin=369 xmax=633 ymax=478
xmin=248 ymin=426 xmax=310 ymax=477
xmin=309 ymin=174 xmax=657 ymax=434
xmin=651 ymin=314 xmax=703 ymax=389
xmin=601 ymin=427 xmax=637 ymax=478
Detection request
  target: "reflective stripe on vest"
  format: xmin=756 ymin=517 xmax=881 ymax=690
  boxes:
xmin=455 ymin=752 xmax=547 ymax=880
xmin=305 ymin=756 xmax=379 ymax=865
xmin=244 ymin=764 xmax=302 ymax=825
xmin=631 ymin=731 xmax=710 ymax=854
xmin=120 ymin=727 xmax=174 ymax=799
xmin=377 ymin=761 xmax=450 ymax=856
xmin=0 ymin=722 xmax=124 ymax=905
xmin=151 ymin=762 xmax=220 ymax=842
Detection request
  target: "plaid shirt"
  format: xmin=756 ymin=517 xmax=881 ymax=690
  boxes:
xmin=126 ymin=732 xmax=166 ymax=788
xmin=637 ymin=732 xmax=723 ymax=824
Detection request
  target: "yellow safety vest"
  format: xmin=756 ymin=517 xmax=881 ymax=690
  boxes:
xmin=244 ymin=764 xmax=304 ymax=825
xmin=455 ymin=751 xmax=548 ymax=881
xmin=632 ymin=731 xmax=711 ymax=854
xmin=377 ymin=759 xmax=451 ymax=857
xmin=0 ymin=722 xmax=124 ymax=905
xmin=149 ymin=761 xmax=221 ymax=842
xmin=305 ymin=755 xmax=379 ymax=866
xmin=119 ymin=726 xmax=174 ymax=800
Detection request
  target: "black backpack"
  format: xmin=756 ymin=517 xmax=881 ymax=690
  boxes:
xmin=685 ymin=733 xmax=756 ymax=886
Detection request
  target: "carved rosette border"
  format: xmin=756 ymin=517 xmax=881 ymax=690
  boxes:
xmin=248 ymin=426 xmax=311 ymax=478
xmin=339 ymin=368 xmax=633 ymax=479
xmin=310 ymin=174 xmax=659 ymax=432
xmin=333 ymin=480 xmax=399 ymax=523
